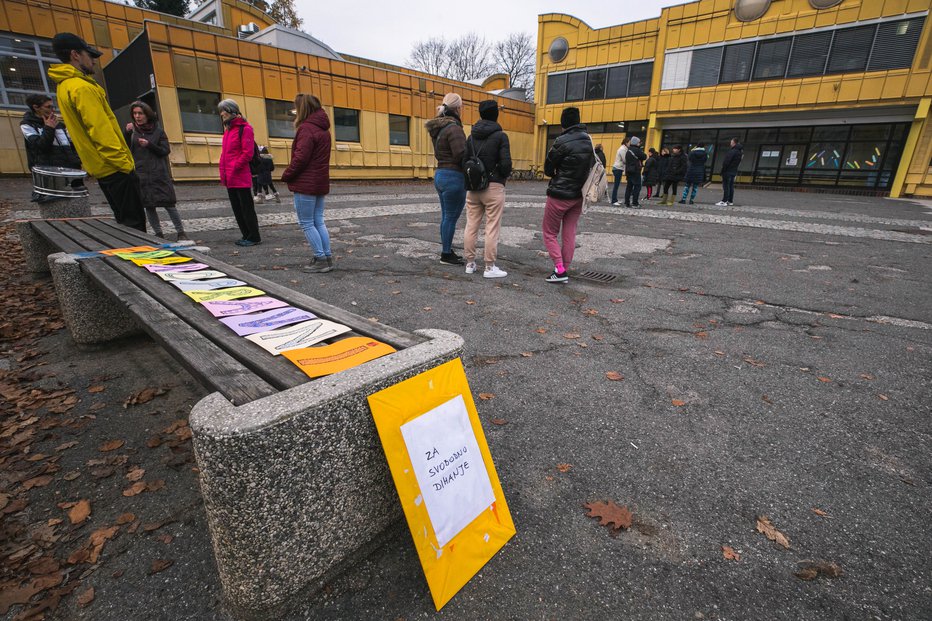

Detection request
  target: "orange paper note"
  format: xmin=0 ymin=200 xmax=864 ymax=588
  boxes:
xmin=283 ymin=337 xmax=396 ymax=379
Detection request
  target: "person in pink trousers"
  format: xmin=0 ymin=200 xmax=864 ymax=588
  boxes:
xmin=217 ymin=99 xmax=261 ymax=246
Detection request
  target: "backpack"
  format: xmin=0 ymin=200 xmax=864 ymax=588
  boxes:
xmin=581 ymin=139 xmax=607 ymax=212
xmin=237 ymin=124 xmax=262 ymax=174
xmin=463 ymin=135 xmax=490 ymax=192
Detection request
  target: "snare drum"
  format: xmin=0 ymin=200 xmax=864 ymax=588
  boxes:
xmin=32 ymin=166 xmax=89 ymax=198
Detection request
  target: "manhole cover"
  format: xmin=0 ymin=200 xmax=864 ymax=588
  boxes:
xmin=576 ymin=270 xmax=618 ymax=283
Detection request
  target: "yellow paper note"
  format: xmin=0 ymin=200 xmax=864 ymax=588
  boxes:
xmin=283 ymin=337 xmax=396 ymax=378
xmin=130 ymin=256 xmax=193 ymax=266
xmin=114 ymin=249 xmax=176 ymax=260
xmin=183 ymin=287 xmax=266 ymax=303
xmin=367 ymin=358 xmax=515 ymax=610
xmin=99 ymin=245 xmax=157 ymax=256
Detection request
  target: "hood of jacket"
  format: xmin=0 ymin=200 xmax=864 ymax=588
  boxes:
xmin=224 ymin=115 xmax=247 ymax=131
xmin=20 ymin=110 xmax=44 ymax=128
xmin=305 ymin=108 xmax=330 ymax=132
xmin=731 ymin=143 xmax=744 ymax=152
xmin=425 ymin=115 xmax=461 ymax=139
xmin=48 ymin=63 xmax=95 ymax=87
xmin=470 ymin=119 xmax=503 ymax=140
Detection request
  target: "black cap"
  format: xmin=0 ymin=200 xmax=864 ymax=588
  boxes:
xmin=478 ymin=100 xmax=499 ymax=122
xmin=560 ymin=107 xmax=580 ymax=129
xmin=52 ymin=33 xmax=102 ymax=59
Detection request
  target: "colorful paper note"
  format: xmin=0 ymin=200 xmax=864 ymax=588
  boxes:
xmin=114 ymin=249 xmax=176 ymax=260
xmin=157 ymin=270 xmax=227 ymax=281
xmin=183 ymin=287 xmax=265 ymax=303
xmin=200 ymin=296 xmax=289 ymax=318
xmin=131 ymin=256 xmax=192 ymax=266
xmin=99 ymin=246 xmax=158 ymax=256
xmin=244 ymin=319 xmax=351 ymax=355
xmin=171 ymin=278 xmax=247 ymax=292
xmin=367 ymin=358 xmax=515 ymax=610
xmin=143 ymin=262 xmax=209 ymax=273
xmin=283 ymin=337 xmax=396 ymax=379
xmin=218 ymin=306 xmax=316 ymax=336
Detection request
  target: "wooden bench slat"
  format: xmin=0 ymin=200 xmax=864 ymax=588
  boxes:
xmin=64 ymin=219 xmax=311 ymax=391
xmin=29 ymin=220 xmax=88 ymax=254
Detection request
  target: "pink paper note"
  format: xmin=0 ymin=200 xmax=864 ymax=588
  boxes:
xmin=218 ymin=306 xmax=316 ymax=336
xmin=143 ymin=262 xmax=209 ymax=273
xmin=200 ymin=296 xmax=289 ymax=318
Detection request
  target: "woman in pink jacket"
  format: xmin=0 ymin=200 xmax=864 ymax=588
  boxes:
xmin=217 ymin=99 xmax=261 ymax=246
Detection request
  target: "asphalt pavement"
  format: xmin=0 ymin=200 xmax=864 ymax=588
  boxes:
xmin=2 ymin=179 xmax=930 ymax=621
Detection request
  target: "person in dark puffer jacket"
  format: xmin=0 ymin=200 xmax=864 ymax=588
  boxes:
xmin=542 ymin=106 xmax=594 ymax=284
xmin=282 ymin=94 xmax=333 ymax=273
xmin=426 ymin=93 xmax=468 ymax=266
xmin=661 ymin=145 xmax=687 ymax=205
xmin=717 ymin=138 xmax=743 ymax=206
xmin=462 ymin=100 xmax=512 ymax=279
xmin=679 ymin=143 xmax=708 ymax=205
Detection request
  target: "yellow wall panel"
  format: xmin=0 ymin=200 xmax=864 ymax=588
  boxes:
xmin=53 ymin=11 xmax=78 ymax=35
xmin=152 ymin=49 xmax=174 ymax=86
xmin=219 ymin=61 xmax=243 ymax=94
xmin=241 ymin=64 xmax=264 ymax=97
xmin=168 ymin=27 xmax=193 ymax=50
xmin=6 ymin=3 xmax=32 ymax=33
xmin=263 ymin=67 xmax=282 ymax=100
xmin=281 ymin=72 xmax=297 ymax=101
xmin=111 ymin=23 xmax=129 ymax=49
xmin=31 ymin=8 xmax=55 ymax=37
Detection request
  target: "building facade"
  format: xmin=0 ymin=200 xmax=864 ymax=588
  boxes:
xmin=536 ymin=0 xmax=932 ymax=197
xmin=0 ymin=0 xmax=535 ymax=180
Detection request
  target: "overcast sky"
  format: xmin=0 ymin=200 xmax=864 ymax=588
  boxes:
xmin=296 ymin=1 xmax=684 ymax=67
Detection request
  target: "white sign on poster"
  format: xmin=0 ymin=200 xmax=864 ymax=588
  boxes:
xmin=400 ymin=395 xmax=495 ymax=548
xmin=786 ymin=150 xmax=798 ymax=166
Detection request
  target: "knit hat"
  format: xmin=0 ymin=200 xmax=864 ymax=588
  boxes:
xmin=478 ymin=100 xmax=499 ymax=121
xmin=630 ymin=136 xmax=641 ymax=146
xmin=437 ymin=92 xmax=463 ymax=116
xmin=560 ymin=107 xmax=580 ymax=128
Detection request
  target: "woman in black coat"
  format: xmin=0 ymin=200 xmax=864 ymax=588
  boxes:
xmin=661 ymin=146 xmax=687 ymax=206
xmin=124 ymin=101 xmax=187 ymax=240
xmin=642 ymin=148 xmax=660 ymax=200
xmin=679 ymin=144 xmax=708 ymax=205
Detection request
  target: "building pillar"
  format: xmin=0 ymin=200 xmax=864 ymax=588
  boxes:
xmin=890 ymin=97 xmax=930 ymax=199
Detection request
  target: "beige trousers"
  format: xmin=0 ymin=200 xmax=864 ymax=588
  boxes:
xmin=464 ymin=182 xmax=505 ymax=267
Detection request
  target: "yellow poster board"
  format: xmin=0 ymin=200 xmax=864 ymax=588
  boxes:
xmin=114 ymin=249 xmax=177 ymax=260
xmin=99 ymin=245 xmax=157 ymax=256
xmin=367 ymin=358 xmax=515 ymax=610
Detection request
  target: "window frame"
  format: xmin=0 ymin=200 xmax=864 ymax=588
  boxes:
xmin=265 ymin=98 xmax=296 ymax=139
xmin=333 ymin=107 xmax=360 ymax=143
xmin=388 ymin=113 xmax=410 ymax=146
xmin=0 ymin=34 xmax=58 ymax=109
xmin=176 ymin=88 xmax=223 ymax=134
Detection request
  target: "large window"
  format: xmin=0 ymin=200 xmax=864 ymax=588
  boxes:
xmin=334 ymin=107 xmax=359 ymax=142
xmin=826 ymin=24 xmax=875 ymax=74
xmin=389 ymin=114 xmax=409 ymax=146
xmin=585 ymin=69 xmax=606 ymax=100
xmin=565 ymin=72 xmax=586 ymax=101
xmin=689 ymin=47 xmax=723 ymax=87
xmin=266 ymin=99 xmax=295 ymax=138
xmin=720 ymin=42 xmax=756 ymax=83
xmin=868 ymin=17 xmax=925 ymax=71
xmin=786 ymin=31 xmax=833 ymax=78
xmin=546 ymin=74 xmax=566 ymax=104
xmin=545 ymin=61 xmax=654 ymax=105
xmin=753 ymin=38 xmax=792 ymax=80
xmin=177 ymin=88 xmax=222 ymax=134
xmin=0 ymin=34 xmax=58 ymax=108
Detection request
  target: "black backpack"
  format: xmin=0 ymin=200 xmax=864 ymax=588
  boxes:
xmin=463 ymin=136 xmax=489 ymax=192
xmin=237 ymin=124 xmax=262 ymax=174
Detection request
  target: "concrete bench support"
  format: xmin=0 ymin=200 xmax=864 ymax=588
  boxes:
xmin=190 ymin=329 xmax=465 ymax=620
xmin=38 ymin=195 xmax=91 ymax=219
xmin=17 ymin=221 xmax=57 ymax=274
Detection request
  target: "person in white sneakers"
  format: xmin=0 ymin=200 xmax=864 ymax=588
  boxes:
xmin=610 ymin=136 xmax=629 ymax=206
xmin=717 ymin=138 xmax=743 ymax=206
xmin=462 ymin=100 xmax=511 ymax=279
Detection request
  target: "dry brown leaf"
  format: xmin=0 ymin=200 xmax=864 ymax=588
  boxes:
xmin=695 ymin=331 xmax=709 ymax=339
xmin=156 ymin=534 xmax=174 ymax=544
xmin=122 ymin=482 xmax=147 ymax=497
xmin=125 ymin=467 xmax=145 ymax=482
xmin=98 ymin=439 xmax=124 ymax=452
xmin=465 ymin=300 xmax=476 ymax=305
xmin=142 ymin=519 xmax=173 ymax=532
xmin=583 ymin=308 xmax=599 ymax=316
xmin=743 ymin=357 xmax=766 ymax=368
xmin=584 ymin=501 xmax=632 ymax=531
xmin=859 ymin=373 xmax=874 ymax=380
xmin=421 ymin=307 xmax=432 ymax=312
xmin=520 ymin=352 xmax=533 ymax=357
xmin=591 ymin=334 xmax=604 ymax=341
xmin=794 ymin=561 xmax=842 ymax=580
xmin=610 ymin=298 xmax=624 ymax=303
xmin=756 ymin=515 xmax=790 ymax=549
xmin=817 ymin=376 xmax=832 ymax=383
xmin=762 ymin=395 xmax=773 ymax=404
xmin=722 ymin=545 xmax=741 ymax=561
xmin=563 ymin=332 xmax=581 ymax=339
xmin=812 ymin=508 xmax=831 ymax=518
xmin=714 ymin=350 xmax=726 ymax=356
xmin=123 ymin=386 xmax=168 ymax=408
xmin=671 ymin=399 xmax=686 ymax=407
xmin=54 ymin=441 xmax=78 ymax=451
xmin=605 ymin=371 xmax=624 ymax=381
xmin=878 ymin=394 xmax=889 ymax=401
xmin=68 ymin=499 xmax=91 ymax=525
xmin=146 ymin=479 xmax=166 ymax=492
xmin=149 ymin=559 xmax=173 ymax=574
xmin=478 ymin=393 xmax=495 ymax=401
xmin=63 ymin=471 xmax=81 ymax=481
xmin=535 ymin=327 xmax=547 ymax=334
xmin=489 ymin=418 xmax=507 ymax=426
xmin=115 ymin=512 xmax=136 ymax=525
xmin=556 ymin=463 xmax=573 ymax=473
xmin=22 ymin=475 xmax=54 ymax=490
xmin=87 ymin=385 xmax=105 ymax=394
xmin=25 ymin=557 xmax=60 ymax=575
xmin=77 ymin=586 xmax=95 ymax=606
xmin=146 ymin=436 xmax=162 ymax=448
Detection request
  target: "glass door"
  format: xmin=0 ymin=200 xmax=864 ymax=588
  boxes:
xmin=777 ymin=144 xmax=807 ymax=184
xmin=755 ymin=145 xmax=781 ymax=184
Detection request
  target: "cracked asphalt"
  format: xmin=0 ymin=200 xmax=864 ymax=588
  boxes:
xmin=5 ymin=180 xmax=931 ymax=620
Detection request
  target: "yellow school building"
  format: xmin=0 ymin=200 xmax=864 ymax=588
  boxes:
xmin=0 ymin=0 xmax=535 ymax=181
xmin=536 ymin=0 xmax=932 ymax=197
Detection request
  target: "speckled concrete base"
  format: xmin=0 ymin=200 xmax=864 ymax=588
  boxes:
xmin=47 ymin=252 xmax=141 ymax=345
xmin=16 ymin=221 xmax=56 ymax=274
xmin=37 ymin=195 xmax=91 ymax=219
xmin=190 ymin=329 xmax=465 ymax=620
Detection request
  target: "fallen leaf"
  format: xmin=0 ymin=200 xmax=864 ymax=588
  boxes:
xmin=156 ymin=534 xmax=174 ymax=544
xmin=123 ymin=386 xmax=169 ymax=408
xmin=146 ymin=436 xmax=162 ymax=448
xmin=583 ymin=308 xmax=599 ymax=316
xmin=756 ymin=515 xmax=790 ymax=549
xmin=591 ymin=334 xmax=604 ymax=341
xmin=878 ymin=394 xmax=889 ymax=401
xmin=794 ymin=561 xmax=842 ymax=581
xmin=25 ymin=557 xmax=60 ymax=575
xmin=115 ymin=513 xmax=136 ymax=525
xmin=22 ymin=475 xmax=54 ymax=490
xmin=68 ymin=499 xmax=91 ymax=525
xmin=87 ymin=385 xmax=105 ymax=394
xmin=77 ymin=586 xmax=95 ymax=606
xmin=142 ymin=519 xmax=173 ymax=532
xmin=671 ymin=399 xmax=686 ymax=407
xmin=149 ymin=559 xmax=173 ymax=574
xmin=489 ymin=418 xmax=507 ymax=426
xmin=817 ymin=377 xmax=832 ymax=383
xmin=466 ymin=300 xmax=476 ymax=305
xmin=695 ymin=331 xmax=709 ymax=339
xmin=605 ymin=371 xmax=624 ymax=381
xmin=610 ymin=298 xmax=624 ymax=303
xmin=563 ymin=333 xmax=581 ymax=339
xmin=125 ymin=468 xmax=145 ymax=482
xmin=146 ymin=480 xmax=166 ymax=492
xmin=55 ymin=441 xmax=78 ymax=451
xmin=556 ymin=463 xmax=572 ymax=473
xmin=535 ymin=328 xmax=547 ymax=334
xmin=63 ymin=471 xmax=81 ymax=481
xmin=422 ymin=307 xmax=432 ymax=311
xmin=812 ymin=508 xmax=831 ymax=518
xmin=762 ymin=395 xmax=773 ymax=404
xmin=584 ymin=501 xmax=632 ymax=531
xmin=714 ymin=350 xmax=726 ymax=356
xmin=122 ymin=482 xmax=147 ymax=497
xmin=743 ymin=357 xmax=766 ymax=368
xmin=478 ymin=393 xmax=495 ymax=401
xmin=520 ymin=352 xmax=533 ymax=357
xmin=722 ymin=545 xmax=741 ymax=561
xmin=98 ymin=439 xmax=124 ymax=452
xmin=859 ymin=373 xmax=874 ymax=380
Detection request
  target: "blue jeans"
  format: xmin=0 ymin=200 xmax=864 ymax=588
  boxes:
xmin=611 ymin=168 xmax=623 ymax=203
xmin=722 ymin=172 xmax=736 ymax=203
xmin=681 ymin=183 xmax=699 ymax=202
xmin=434 ymin=168 xmax=466 ymax=254
xmin=294 ymin=193 xmax=330 ymax=257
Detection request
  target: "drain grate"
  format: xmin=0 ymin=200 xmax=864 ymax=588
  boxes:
xmin=575 ymin=270 xmax=618 ymax=284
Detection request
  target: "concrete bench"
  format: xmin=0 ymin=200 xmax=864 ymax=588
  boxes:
xmin=17 ymin=217 xmax=464 ymax=619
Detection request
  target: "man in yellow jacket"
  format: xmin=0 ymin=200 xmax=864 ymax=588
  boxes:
xmin=48 ymin=33 xmax=146 ymax=231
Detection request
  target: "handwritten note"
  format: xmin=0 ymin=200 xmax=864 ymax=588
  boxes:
xmin=399 ymin=395 xmax=495 ymax=547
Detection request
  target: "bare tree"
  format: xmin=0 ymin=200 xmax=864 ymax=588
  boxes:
xmin=492 ymin=32 xmax=536 ymax=101
xmin=445 ymin=33 xmax=493 ymax=81
xmin=407 ymin=38 xmax=451 ymax=77
xmin=268 ymin=0 xmax=303 ymax=29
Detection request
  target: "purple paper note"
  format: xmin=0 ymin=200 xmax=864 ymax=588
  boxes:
xmin=200 ymin=296 xmax=289 ymax=318
xmin=144 ymin=262 xmax=209 ymax=273
xmin=218 ymin=306 xmax=317 ymax=336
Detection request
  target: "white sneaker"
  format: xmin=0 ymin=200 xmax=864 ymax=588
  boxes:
xmin=465 ymin=261 xmax=477 ymax=274
xmin=715 ymin=201 xmax=728 ymax=206
xmin=265 ymin=193 xmax=275 ymax=200
xmin=727 ymin=202 xmax=734 ymax=206
xmin=612 ymin=201 xmax=623 ymax=206
xmin=254 ymin=194 xmax=264 ymax=204
xmin=483 ymin=265 xmax=507 ymax=278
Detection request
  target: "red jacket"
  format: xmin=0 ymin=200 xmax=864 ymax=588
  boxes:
xmin=281 ymin=109 xmax=331 ymax=196
xmin=219 ymin=116 xmax=254 ymax=189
